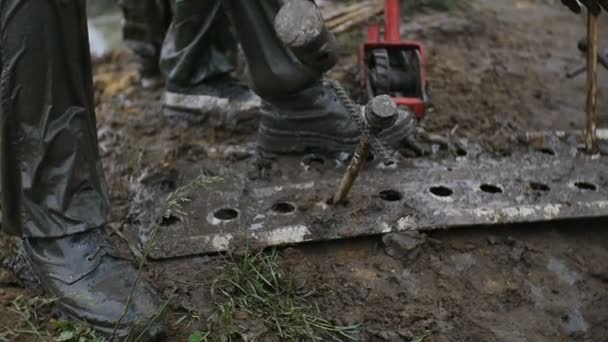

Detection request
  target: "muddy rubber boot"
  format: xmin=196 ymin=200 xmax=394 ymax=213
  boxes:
xmin=138 ymin=55 xmax=165 ymax=90
xmin=258 ymin=81 xmax=416 ymax=156
xmin=163 ymin=76 xmax=266 ymax=129
xmin=22 ymin=228 xmax=165 ymax=340
xmin=160 ymin=0 xmax=259 ymax=128
xmin=118 ymin=0 xmax=172 ymax=89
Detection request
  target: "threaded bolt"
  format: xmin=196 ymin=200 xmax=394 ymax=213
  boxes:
xmin=365 ymin=95 xmax=398 ymax=133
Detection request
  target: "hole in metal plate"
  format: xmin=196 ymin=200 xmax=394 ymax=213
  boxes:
xmin=574 ymin=181 xmax=597 ymax=191
xmin=378 ymin=190 xmax=403 ymax=202
xmin=430 ymin=186 xmax=454 ymax=197
xmin=536 ymin=147 xmax=555 ymax=156
xmin=213 ymin=208 xmax=239 ymax=221
xmin=271 ymin=202 xmax=297 ymax=214
xmin=529 ymin=182 xmax=550 ymax=192
xmin=160 ymin=215 xmax=181 ymax=226
xmin=480 ymin=184 xmax=503 ymax=194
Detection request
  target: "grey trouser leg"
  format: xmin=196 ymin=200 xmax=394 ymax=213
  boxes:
xmin=0 ymin=0 xmax=111 ymax=238
xmin=160 ymin=0 xmax=238 ymax=88
xmin=222 ymin=0 xmax=321 ymax=98
xmin=117 ymin=0 xmax=171 ymax=78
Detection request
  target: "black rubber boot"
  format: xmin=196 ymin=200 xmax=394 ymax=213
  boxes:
xmin=163 ymin=76 xmax=265 ymax=129
xmin=23 ymin=228 xmax=165 ymax=340
xmin=257 ymin=81 xmax=360 ymax=155
xmin=257 ymin=81 xmax=416 ymax=156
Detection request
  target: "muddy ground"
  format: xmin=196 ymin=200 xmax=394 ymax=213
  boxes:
xmin=2 ymin=0 xmax=608 ymax=341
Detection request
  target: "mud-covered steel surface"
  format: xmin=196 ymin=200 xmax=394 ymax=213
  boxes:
xmin=135 ymin=131 xmax=608 ymax=258
xmin=0 ymin=0 xmax=110 ymax=238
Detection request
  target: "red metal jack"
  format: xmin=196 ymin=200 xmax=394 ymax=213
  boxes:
xmin=359 ymin=0 xmax=428 ymax=119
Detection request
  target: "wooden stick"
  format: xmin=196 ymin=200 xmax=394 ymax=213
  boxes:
xmin=329 ymin=4 xmax=384 ymax=34
xmin=585 ymin=11 xmax=599 ymax=154
xmin=326 ymin=4 xmax=374 ymax=29
xmin=322 ymin=2 xmax=370 ymax=22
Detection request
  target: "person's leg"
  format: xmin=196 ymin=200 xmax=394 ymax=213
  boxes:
xmin=160 ymin=0 xmax=236 ymax=89
xmin=222 ymin=0 xmax=415 ymax=155
xmin=0 ymin=0 xmax=163 ymax=337
xmin=160 ymin=0 xmax=264 ymax=128
xmin=117 ymin=0 xmax=171 ymax=87
xmin=1 ymin=0 xmax=109 ymax=238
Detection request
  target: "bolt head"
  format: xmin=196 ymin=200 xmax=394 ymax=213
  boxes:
xmin=366 ymin=95 xmax=398 ymax=130
xmin=369 ymin=95 xmax=397 ymax=118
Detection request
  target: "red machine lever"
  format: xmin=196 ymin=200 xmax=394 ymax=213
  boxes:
xmin=384 ymin=0 xmax=401 ymax=43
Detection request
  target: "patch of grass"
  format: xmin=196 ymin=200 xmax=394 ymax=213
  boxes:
xmin=53 ymin=320 xmax=105 ymax=342
xmin=3 ymin=295 xmax=56 ymax=339
xmin=0 ymin=296 xmax=105 ymax=341
xmin=174 ymin=303 xmax=204 ymax=329
xmin=112 ymin=173 xmax=221 ymax=340
xmin=187 ymin=329 xmax=211 ymax=342
xmin=191 ymin=250 xmax=360 ymax=341
xmin=412 ymin=330 xmax=434 ymax=342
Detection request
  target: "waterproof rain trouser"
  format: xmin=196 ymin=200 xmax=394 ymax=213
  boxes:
xmin=161 ymin=0 xmax=321 ymax=96
xmin=225 ymin=0 xmax=323 ymax=97
xmin=117 ymin=0 xmax=171 ymax=78
xmin=160 ymin=0 xmax=239 ymax=88
xmin=0 ymin=0 xmax=111 ymax=238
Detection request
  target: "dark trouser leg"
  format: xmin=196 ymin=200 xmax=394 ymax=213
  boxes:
xmin=160 ymin=0 xmax=238 ymax=88
xmin=160 ymin=0 xmax=264 ymax=129
xmin=222 ymin=0 xmax=362 ymax=154
xmin=222 ymin=0 xmax=320 ymax=97
xmin=117 ymin=0 xmax=171 ymax=81
xmin=0 ymin=2 xmax=165 ymax=336
xmin=0 ymin=0 xmax=110 ymax=238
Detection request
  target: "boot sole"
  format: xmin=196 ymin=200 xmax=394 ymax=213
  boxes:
xmin=258 ymin=124 xmax=410 ymax=157
xmin=257 ymin=124 xmax=360 ymax=155
xmin=163 ymin=91 xmax=262 ymax=129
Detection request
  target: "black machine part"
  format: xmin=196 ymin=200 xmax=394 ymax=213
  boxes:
xmin=367 ymin=48 xmax=422 ymax=99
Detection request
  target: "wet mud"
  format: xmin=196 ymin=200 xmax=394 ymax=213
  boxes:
xmin=2 ymin=0 xmax=608 ymax=341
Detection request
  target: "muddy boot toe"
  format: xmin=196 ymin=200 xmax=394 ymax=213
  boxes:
xmin=23 ymin=228 xmax=165 ymax=340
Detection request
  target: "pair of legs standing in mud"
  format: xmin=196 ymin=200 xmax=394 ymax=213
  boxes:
xmin=0 ymin=0 xmax=412 ymax=337
xmin=0 ymin=0 xmax=340 ymax=267
xmin=1 ymin=0 xmax=596 ymax=337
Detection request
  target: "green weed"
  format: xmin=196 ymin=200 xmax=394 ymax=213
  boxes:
xmin=190 ymin=250 xmax=360 ymax=341
xmin=53 ymin=320 xmax=105 ymax=342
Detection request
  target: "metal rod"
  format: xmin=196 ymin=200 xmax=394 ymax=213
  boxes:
xmin=332 ymin=136 xmax=371 ymax=205
xmin=585 ymin=11 xmax=599 ymax=154
xmin=332 ymin=95 xmax=398 ymax=205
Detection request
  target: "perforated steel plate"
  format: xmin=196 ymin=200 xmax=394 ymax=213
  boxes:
xmin=135 ymin=131 xmax=608 ymax=259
